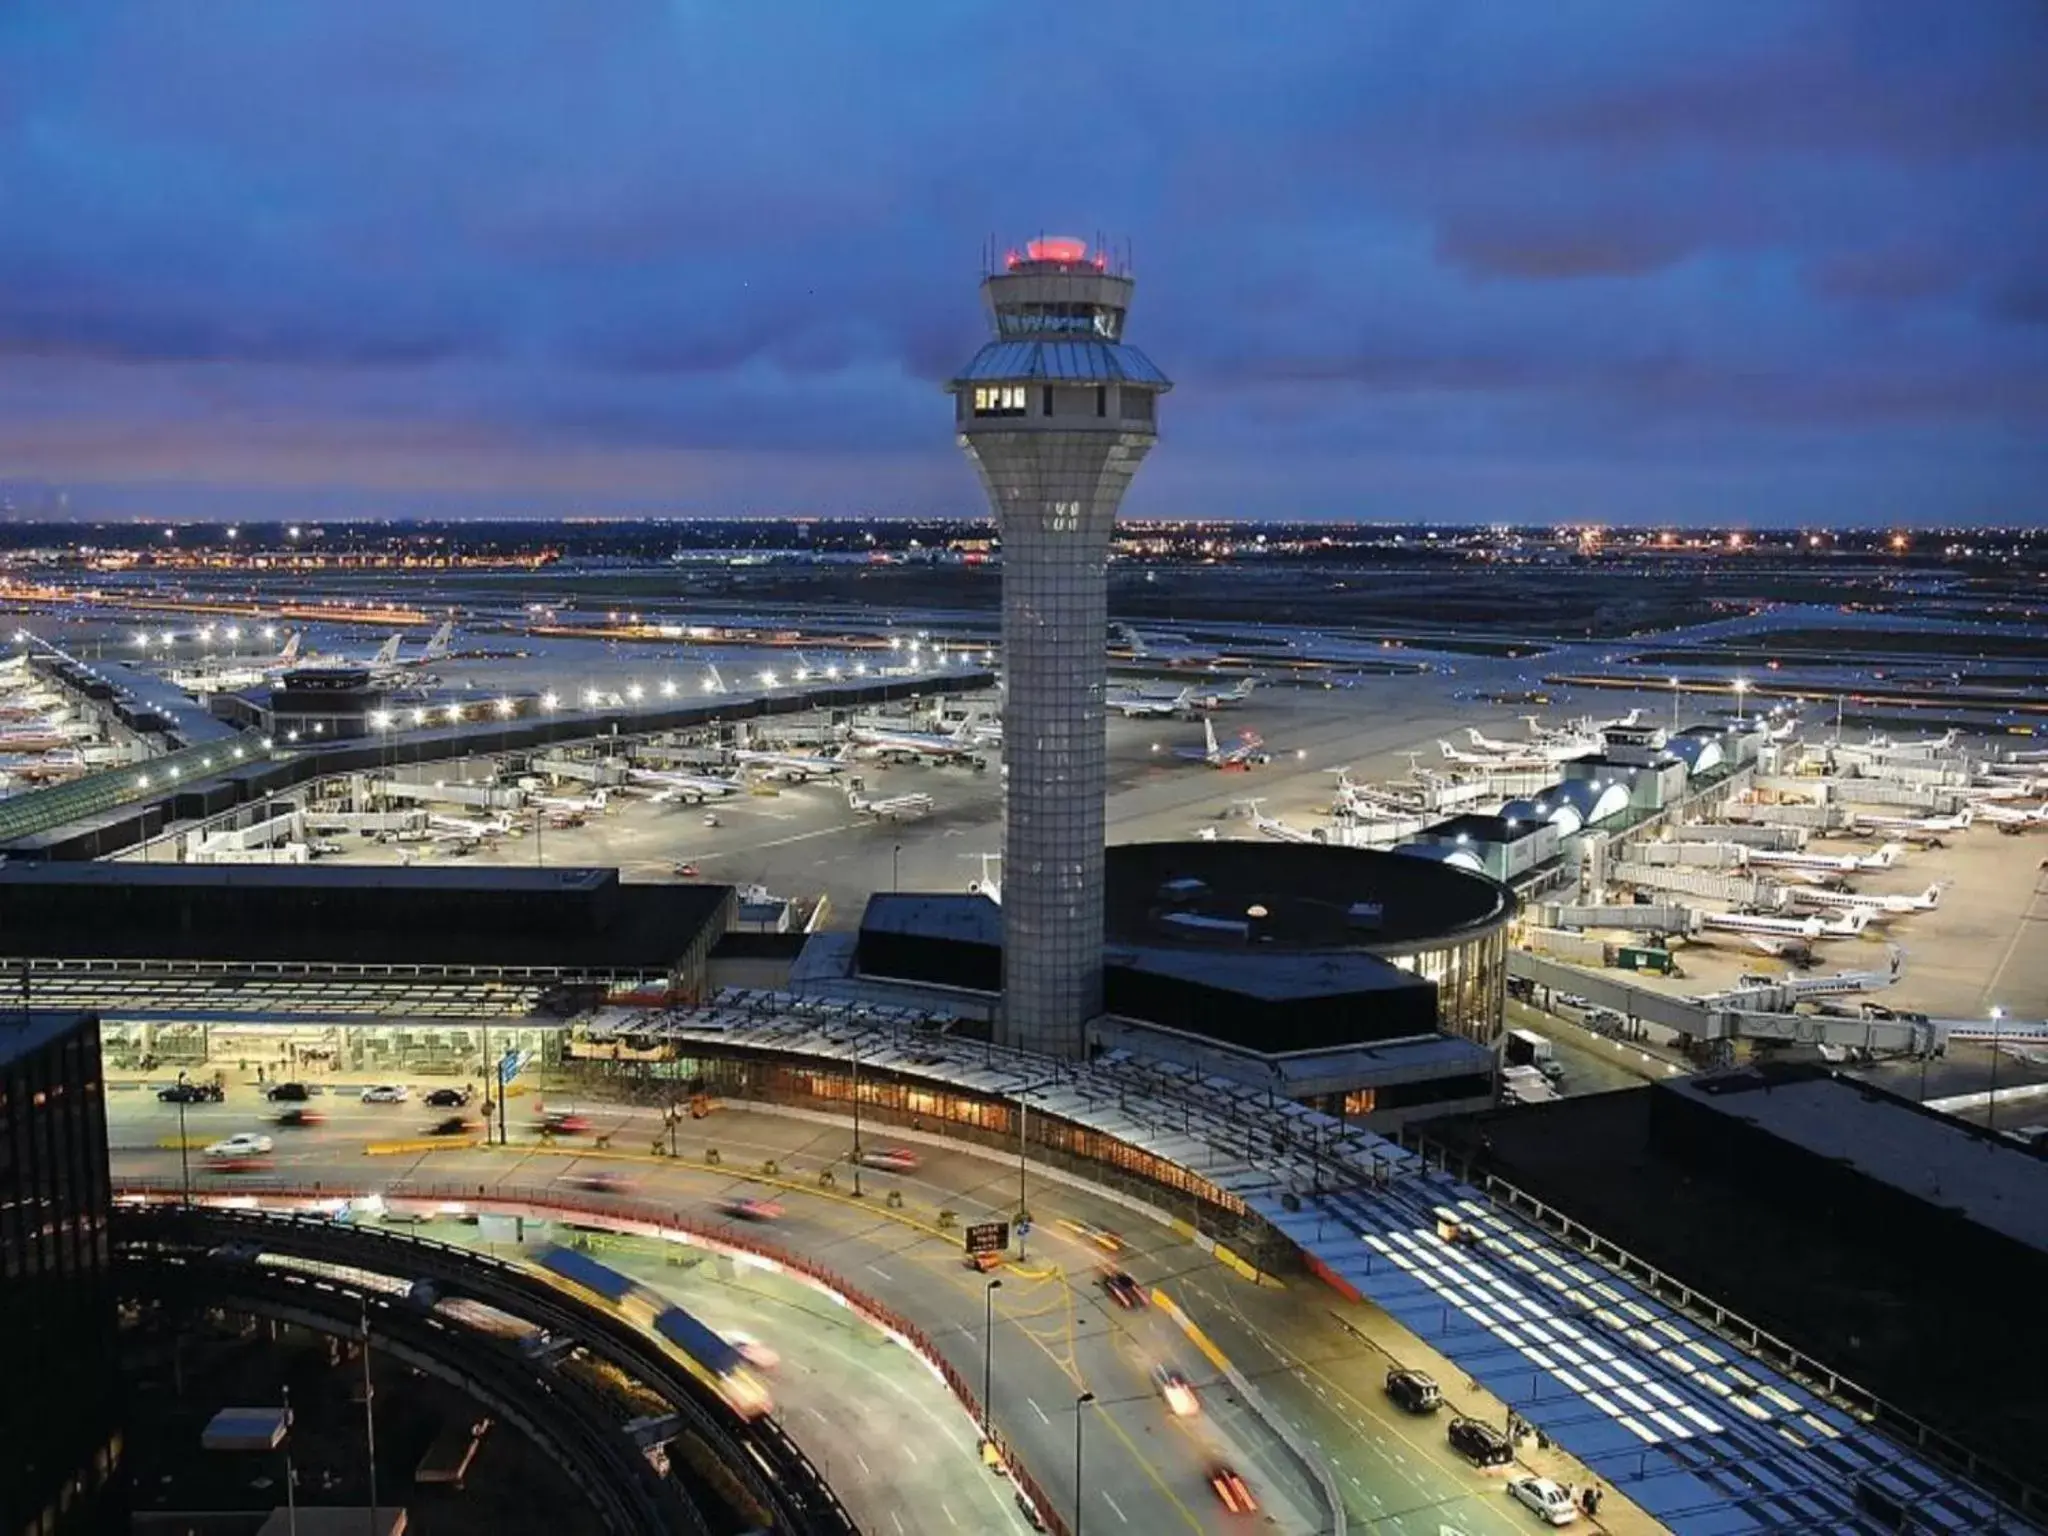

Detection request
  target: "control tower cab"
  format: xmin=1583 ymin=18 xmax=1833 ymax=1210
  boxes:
xmin=947 ymin=237 xmax=1171 ymax=1057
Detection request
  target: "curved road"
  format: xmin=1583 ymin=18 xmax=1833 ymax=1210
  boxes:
xmin=112 ymin=1083 xmax=1602 ymax=1536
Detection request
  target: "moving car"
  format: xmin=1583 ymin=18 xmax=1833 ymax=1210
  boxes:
xmin=719 ymin=1197 xmax=785 ymax=1222
xmin=1448 ymin=1416 xmax=1514 ymax=1467
xmin=1207 ymin=1465 xmax=1258 ymax=1515
xmin=1385 ymin=1367 xmax=1441 ymax=1414
xmin=264 ymin=1081 xmax=311 ymax=1102
xmin=561 ymin=1171 xmax=631 ymax=1194
xmin=855 ymin=1147 xmax=918 ymax=1172
xmin=1056 ymin=1217 xmax=1124 ymax=1252
xmin=1100 ymin=1271 xmax=1146 ymax=1309
xmin=360 ymin=1084 xmax=409 ymax=1104
xmin=424 ymin=1086 xmax=472 ymax=1108
xmin=204 ymin=1133 xmax=275 ymax=1158
xmin=1154 ymin=1366 xmax=1200 ymax=1417
xmin=541 ymin=1110 xmax=590 ymax=1134
xmin=274 ymin=1107 xmax=326 ymax=1128
xmin=725 ymin=1331 xmax=780 ymax=1370
xmin=1507 ymin=1475 xmax=1580 ymax=1525
xmin=425 ymin=1115 xmax=475 ymax=1137
xmin=158 ymin=1081 xmax=223 ymax=1104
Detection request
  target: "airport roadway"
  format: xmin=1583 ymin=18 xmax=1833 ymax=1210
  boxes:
xmin=108 ymin=1086 xmax=1570 ymax=1536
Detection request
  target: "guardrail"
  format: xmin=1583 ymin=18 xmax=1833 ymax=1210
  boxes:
xmin=114 ymin=1177 xmax=1067 ymax=1536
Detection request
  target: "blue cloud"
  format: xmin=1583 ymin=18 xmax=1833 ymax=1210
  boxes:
xmin=0 ymin=0 xmax=2041 ymax=522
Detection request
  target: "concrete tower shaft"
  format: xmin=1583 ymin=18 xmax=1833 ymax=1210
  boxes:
xmin=948 ymin=237 xmax=1170 ymax=1056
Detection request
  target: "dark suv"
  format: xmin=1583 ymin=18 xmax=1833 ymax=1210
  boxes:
xmin=425 ymin=1086 xmax=472 ymax=1108
xmin=1447 ymin=1416 xmax=1513 ymax=1467
xmin=264 ymin=1081 xmax=311 ymax=1102
xmin=1385 ymin=1368 xmax=1441 ymax=1414
xmin=157 ymin=1081 xmax=223 ymax=1104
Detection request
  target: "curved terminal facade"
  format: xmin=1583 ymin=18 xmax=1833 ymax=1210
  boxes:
xmin=948 ymin=238 xmax=1171 ymax=1057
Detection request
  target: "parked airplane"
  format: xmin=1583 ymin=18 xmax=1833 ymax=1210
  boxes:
xmin=729 ymin=745 xmax=849 ymax=781
xmin=966 ymin=852 xmax=1002 ymax=903
xmin=1979 ymin=801 xmax=2048 ymax=831
xmin=1849 ymin=807 xmax=1973 ymax=836
xmin=1786 ymin=883 xmax=1944 ymax=920
xmin=1465 ymin=726 xmax=1599 ymax=764
xmin=846 ymin=716 xmax=986 ymax=763
xmin=844 ymin=784 xmax=935 ymax=822
xmin=1746 ymin=843 xmax=1902 ymax=875
xmin=1175 ymin=718 xmax=1267 ymax=769
xmin=1438 ymin=738 xmax=1550 ymax=771
xmin=1108 ymin=685 xmax=1195 ymax=719
xmin=1701 ymin=908 xmax=1871 ymax=954
xmin=628 ymin=767 xmax=740 ymax=803
xmin=1241 ymin=799 xmax=1323 ymax=844
xmin=529 ymin=788 xmax=609 ymax=815
xmin=1110 ymin=623 xmax=1222 ymax=668
xmin=428 ymin=812 xmax=515 ymax=841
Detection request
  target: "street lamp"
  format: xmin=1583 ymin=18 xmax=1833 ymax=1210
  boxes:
xmin=849 ymin=1038 xmax=864 ymax=1197
xmin=982 ymin=1278 xmax=1003 ymax=1440
xmin=1074 ymin=1391 xmax=1096 ymax=1536
xmin=1989 ymin=1007 xmax=2007 ymax=1133
xmin=1669 ymin=676 xmax=1681 ymax=729
xmin=1733 ymin=677 xmax=1750 ymax=726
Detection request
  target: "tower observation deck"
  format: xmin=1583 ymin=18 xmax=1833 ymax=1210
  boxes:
xmin=947 ymin=236 xmax=1172 ymax=1056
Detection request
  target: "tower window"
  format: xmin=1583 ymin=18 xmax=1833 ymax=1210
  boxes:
xmin=972 ymin=385 xmax=1029 ymax=417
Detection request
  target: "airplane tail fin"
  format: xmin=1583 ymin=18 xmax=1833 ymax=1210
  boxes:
xmin=1204 ymin=717 xmax=1219 ymax=758
xmin=1438 ymin=740 xmax=1458 ymax=759
xmin=1922 ymin=883 xmax=1943 ymax=909
xmin=279 ymin=631 xmax=301 ymax=663
xmin=373 ymin=634 xmax=402 ymax=666
xmin=705 ymin=665 xmax=726 ymax=694
xmin=423 ymin=620 xmax=454 ymax=661
xmin=1875 ymin=842 xmax=1902 ymax=867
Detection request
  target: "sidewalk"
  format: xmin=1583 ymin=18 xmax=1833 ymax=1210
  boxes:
xmin=1315 ymin=1290 xmax=1670 ymax=1536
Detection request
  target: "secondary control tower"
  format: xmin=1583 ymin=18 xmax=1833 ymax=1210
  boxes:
xmin=947 ymin=237 xmax=1171 ymax=1055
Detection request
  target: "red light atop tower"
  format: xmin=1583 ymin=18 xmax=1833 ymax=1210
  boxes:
xmin=1026 ymin=236 xmax=1088 ymax=265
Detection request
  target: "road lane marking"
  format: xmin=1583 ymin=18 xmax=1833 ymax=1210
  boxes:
xmin=1027 ymin=1396 xmax=1051 ymax=1425
xmin=1102 ymin=1489 xmax=1130 ymax=1523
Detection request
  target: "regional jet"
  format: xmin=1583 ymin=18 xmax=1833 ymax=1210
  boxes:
xmin=846 ymin=717 xmax=985 ymax=763
xmin=1849 ymin=808 xmax=1973 ymax=836
xmin=1701 ymin=908 xmax=1872 ymax=954
xmin=628 ymin=767 xmax=741 ymax=804
xmin=1438 ymin=738 xmax=1550 ymax=771
xmin=1745 ymin=843 xmax=1903 ymax=876
xmin=1110 ymin=623 xmax=1222 ymax=668
xmin=1786 ymin=883 xmax=1944 ymax=920
xmin=1240 ymin=799 xmax=1323 ymax=844
xmin=1107 ymin=685 xmax=1196 ymax=719
xmin=729 ymin=745 xmax=850 ymax=781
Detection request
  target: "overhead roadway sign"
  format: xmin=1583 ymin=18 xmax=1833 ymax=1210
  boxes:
xmin=964 ymin=1221 xmax=1009 ymax=1257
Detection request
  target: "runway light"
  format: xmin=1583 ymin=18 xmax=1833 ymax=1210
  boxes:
xmin=158 ymin=630 xmax=176 ymax=646
xmin=262 ymin=625 xmax=277 ymax=640
xmin=825 ymin=665 xmax=841 ymax=680
xmin=627 ymin=683 xmax=645 ymax=702
xmin=444 ymin=704 xmax=462 ymax=723
xmin=133 ymin=632 xmax=148 ymax=647
xmin=660 ymin=679 xmax=678 ymax=698
xmin=583 ymin=689 xmax=601 ymax=707
xmin=702 ymin=679 xmax=719 ymax=694
xmin=135 ymin=775 xmax=149 ymax=789
xmin=225 ymin=626 xmax=240 ymax=642
xmin=759 ymin=670 xmax=778 ymax=687
xmin=412 ymin=708 xmax=429 ymax=726
xmin=496 ymin=697 xmax=516 ymax=717
xmin=370 ymin=711 xmax=393 ymax=730
xmin=541 ymin=692 xmax=560 ymax=711
xmin=286 ymin=730 xmax=300 ymax=743
xmin=795 ymin=668 xmax=811 ymax=682
xmin=854 ymin=664 xmax=869 ymax=677
xmin=1295 ymin=749 xmax=1307 ymax=760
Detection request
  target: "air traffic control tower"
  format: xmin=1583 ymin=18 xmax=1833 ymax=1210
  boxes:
xmin=948 ymin=236 xmax=1171 ymax=1055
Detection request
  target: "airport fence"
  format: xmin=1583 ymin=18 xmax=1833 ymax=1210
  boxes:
xmin=112 ymin=1175 xmax=1069 ymax=1536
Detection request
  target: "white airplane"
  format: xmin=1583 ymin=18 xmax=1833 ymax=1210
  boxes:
xmin=847 ymin=716 xmax=985 ymax=763
xmin=1107 ymin=685 xmax=1195 ymax=719
xmin=1745 ymin=843 xmax=1902 ymax=875
xmin=1465 ymin=726 xmax=1599 ymax=764
xmin=1110 ymin=623 xmax=1221 ymax=668
xmin=1240 ymin=799 xmax=1323 ymax=845
xmin=1175 ymin=718 xmax=1267 ymax=769
xmin=428 ymin=812 xmax=514 ymax=841
xmin=844 ymin=784 xmax=935 ymax=822
xmin=1438 ymin=738 xmax=1550 ymax=770
xmin=1979 ymin=801 xmax=2048 ymax=830
xmin=966 ymin=852 xmax=1002 ymax=903
xmin=729 ymin=745 xmax=849 ymax=781
xmin=1185 ymin=679 xmax=1256 ymax=710
xmin=1701 ymin=908 xmax=1871 ymax=953
xmin=529 ymin=787 xmax=609 ymax=814
xmin=1850 ymin=807 xmax=1972 ymax=836
xmin=1786 ymin=883 xmax=1944 ymax=919
xmin=628 ymin=766 xmax=740 ymax=803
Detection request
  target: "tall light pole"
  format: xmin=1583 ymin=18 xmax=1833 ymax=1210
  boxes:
xmin=850 ymin=1037 xmax=863 ymax=1198
xmin=1988 ymin=1007 xmax=2006 ymax=1134
xmin=1016 ymin=1087 xmax=1030 ymax=1260
xmin=982 ymin=1278 xmax=1003 ymax=1441
xmin=1734 ymin=677 xmax=1749 ymax=727
xmin=1669 ymin=677 xmax=1681 ymax=729
xmin=1074 ymin=1391 xmax=1096 ymax=1536
xmin=282 ymin=1383 xmax=298 ymax=1536
xmin=361 ymin=1295 xmax=380 ymax=1536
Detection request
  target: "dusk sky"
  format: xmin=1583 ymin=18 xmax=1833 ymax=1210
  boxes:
xmin=2 ymin=3 xmax=2044 ymax=525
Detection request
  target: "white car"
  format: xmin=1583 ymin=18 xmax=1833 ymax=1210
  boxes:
xmin=1507 ymin=1475 xmax=1580 ymax=1525
xmin=204 ymin=1133 xmax=275 ymax=1158
xmin=361 ymin=1084 xmax=410 ymax=1103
